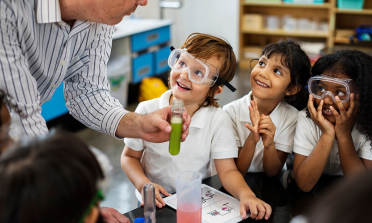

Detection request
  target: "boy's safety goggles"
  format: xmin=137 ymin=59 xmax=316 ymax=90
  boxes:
xmin=168 ymin=46 xmax=236 ymax=92
xmin=308 ymin=75 xmax=355 ymax=103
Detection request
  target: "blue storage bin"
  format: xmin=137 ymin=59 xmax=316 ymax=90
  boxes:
xmin=154 ymin=46 xmax=171 ymax=75
xmin=132 ymin=52 xmax=154 ymax=84
xmin=337 ymin=0 xmax=364 ymax=9
xmin=131 ymin=26 xmax=171 ymax=52
xmin=41 ymin=83 xmax=68 ymax=122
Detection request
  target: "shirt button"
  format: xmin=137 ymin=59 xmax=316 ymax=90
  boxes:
xmin=51 ymin=84 xmax=57 ymax=88
xmin=61 ymin=61 xmax=66 ymax=65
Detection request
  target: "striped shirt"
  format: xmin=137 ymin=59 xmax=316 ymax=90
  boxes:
xmin=0 ymin=0 xmax=129 ymax=137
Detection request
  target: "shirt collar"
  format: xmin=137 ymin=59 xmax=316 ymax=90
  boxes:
xmin=239 ymin=91 xmax=282 ymax=128
xmin=159 ymin=90 xmax=208 ymax=129
xmin=37 ymin=0 xmax=62 ymax=24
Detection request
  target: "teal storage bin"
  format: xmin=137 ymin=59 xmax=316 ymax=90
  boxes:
xmin=132 ymin=52 xmax=154 ymax=84
xmin=337 ymin=0 xmax=364 ymax=9
xmin=41 ymin=83 xmax=68 ymax=122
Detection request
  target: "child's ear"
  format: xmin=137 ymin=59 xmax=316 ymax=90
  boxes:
xmin=215 ymin=86 xmax=223 ymax=95
xmin=286 ymin=85 xmax=301 ymax=96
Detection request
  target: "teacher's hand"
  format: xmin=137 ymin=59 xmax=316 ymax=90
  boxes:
xmin=116 ymin=106 xmax=191 ymax=143
xmin=100 ymin=207 xmax=130 ymax=223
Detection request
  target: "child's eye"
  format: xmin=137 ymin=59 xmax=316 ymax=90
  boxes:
xmin=258 ymin=61 xmax=265 ymax=66
xmin=317 ymin=86 xmax=325 ymax=93
xmin=336 ymin=90 xmax=346 ymax=97
xmin=175 ymin=60 xmax=186 ymax=69
xmin=274 ymin=69 xmax=282 ymax=76
xmin=195 ymin=70 xmax=204 ymax=77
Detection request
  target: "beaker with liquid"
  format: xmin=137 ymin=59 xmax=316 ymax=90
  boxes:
xmin=169 ymin=99 xmax=184 ymax=155
xmin=176 ymin=171 xmax=202 ymax=223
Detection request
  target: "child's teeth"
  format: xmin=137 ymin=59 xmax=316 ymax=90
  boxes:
xmin=257 ymin=81 xmax=268 ymax=87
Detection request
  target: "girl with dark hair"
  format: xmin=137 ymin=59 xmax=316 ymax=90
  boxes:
xmin=293 ymin=50 xmax=372 ymax=192
xmin=223 ymin=39 xmax=311 ymax=177
xmin=0 ymin=131 xmax=106 ymax=223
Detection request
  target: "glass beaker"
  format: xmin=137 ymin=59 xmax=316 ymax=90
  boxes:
xmin=176 ymin=171 xmax=202 ymax=223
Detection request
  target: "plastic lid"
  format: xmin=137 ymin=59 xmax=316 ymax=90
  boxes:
xmin=134 ymin=218 xmax=145 ymax=223
xmin=171 ymin=99 xmax=185 ymax=113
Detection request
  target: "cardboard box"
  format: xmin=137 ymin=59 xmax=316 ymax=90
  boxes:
xmin=242 ymin=14 xmax=263 ymax=31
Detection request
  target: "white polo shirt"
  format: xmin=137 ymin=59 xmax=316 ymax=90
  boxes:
xmin=294 ymin=110 xmax=372 ymax=175
xmin=124 ymin=90 xmax=238 ymax=193
xmin=223 ymin=91 xmax=298 ymax=172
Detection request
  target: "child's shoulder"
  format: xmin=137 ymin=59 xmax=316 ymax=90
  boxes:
xmin=278 ymin=101 xmax=299 ymax=117
xmin=223 ymin=94 xmax=250 ymax=113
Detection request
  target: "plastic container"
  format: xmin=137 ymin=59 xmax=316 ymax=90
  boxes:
xmin=337 ymin=0 xmax=364 ymax=9
xmin=176 ymin=171 xmax=202 ymax=223
xmin=169 ymin=99 xmax=184 ymax=156
xmin=107 ymin=55 xmax=130 ymax=108
xmin=266 ymin=16 xmax=280 ymax=30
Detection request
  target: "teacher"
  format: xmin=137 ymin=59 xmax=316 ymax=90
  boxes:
xmin=0 ymin=0 xmax=191 ymax=222
xmin=0 ymin=0 xmax=190 ymax=142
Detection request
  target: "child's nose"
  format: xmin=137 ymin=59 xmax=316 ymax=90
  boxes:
xmin=180 ymin=69 xmax=190 ymax=81
xmin=259 ymin=69 xmax=269 ymax=79
xmin=323 ymin=95 xmax=335 ymax=104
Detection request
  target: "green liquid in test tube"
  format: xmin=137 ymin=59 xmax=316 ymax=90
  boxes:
xmin=169 ymin=99 xmax=184 ymax=155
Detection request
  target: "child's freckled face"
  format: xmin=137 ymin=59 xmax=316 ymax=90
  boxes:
xmin=170 ymin=55 xmax=220 ymax=105
xmin=314 ymin=72 xmax=353 ymax=124
xmin=250 ymin=54 xmax=292 ymax=101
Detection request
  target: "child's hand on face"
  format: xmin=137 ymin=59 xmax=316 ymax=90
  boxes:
xmin=140 ymin=183 xmax=171 ymax=208
xmin=258 ymin=115 xmax=276 ymax=148
xmin=245 ymin=100 xmax=261 ymax=144
xmin=239 ymin=192 xmax=272 ymax=220
xmin=308 ymin=95 xmax=335 ymax=135
xmin=330 ymin=94 xmax=359 ymax=138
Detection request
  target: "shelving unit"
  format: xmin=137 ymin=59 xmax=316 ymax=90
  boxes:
xmin=239 ymin=0 xmax=372 ymax=68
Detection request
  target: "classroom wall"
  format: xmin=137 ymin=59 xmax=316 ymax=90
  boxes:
xmin=134 ymin=0 xmax=240 ymax=61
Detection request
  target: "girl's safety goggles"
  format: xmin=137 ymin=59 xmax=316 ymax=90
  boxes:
xmin=308 ymin=75 xmax=355 ymax=103
xmin=168 ymin=46 xmax=236 ymax=92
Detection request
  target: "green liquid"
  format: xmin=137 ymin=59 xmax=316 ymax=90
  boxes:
xmin=169 ymin=117 xmax=182 ymax=155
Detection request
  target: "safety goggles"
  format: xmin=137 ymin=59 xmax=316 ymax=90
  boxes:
xmin=168 ymin=46 xmax=236 ymax=92
xmin=308 ymin=75 xmax=355 ymax=103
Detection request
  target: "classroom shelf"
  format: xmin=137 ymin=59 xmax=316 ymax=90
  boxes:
xmin=335 ymin=8 xmax=372 ymax=15
xmin=242 ymin=2 xmax=331 ymax=9
xmin=242 ymin=29 xmax=329 ymax=38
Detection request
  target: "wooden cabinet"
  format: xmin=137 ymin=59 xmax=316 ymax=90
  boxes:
xmin=239 ymin=0 xmax=372 ymax=68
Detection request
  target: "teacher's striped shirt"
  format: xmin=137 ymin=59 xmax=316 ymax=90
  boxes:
xmin=0 ymin=0 xmax=128 ymax=137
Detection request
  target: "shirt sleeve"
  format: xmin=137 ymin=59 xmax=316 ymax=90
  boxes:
xmin=358 ymin=138 xmax=372 ymax=161
xmin=274 ymin=108 xmax=298 ymax=153
xmin=0 ymin=2 xmax=48 ymax=137
xmin=293 ymin=110 xmax=318 ymax=156
xmin=64 ymin=24 xmax=129 ymax=138
xmin=123 ymin=102 xmax=147 ymax=151
xmin=210 ymin=110 xmax=239 ymax=159
xmin=222 ymin=104 xmax=242 ymax=147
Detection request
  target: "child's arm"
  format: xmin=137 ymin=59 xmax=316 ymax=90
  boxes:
xmin=331 ymin=94 xmax=372 ymax=174
xmin=259 ymin=115 xmax=289 ymax=177
xmin=235 ymin=100 xmax=260 ymax=175
xmin=215 ymin=158 xmax=272 ymax=220
xmin=121 ymin=145 xmax=171 ymax=208
xmin=293 ymin=96 xmax=335 ymax=192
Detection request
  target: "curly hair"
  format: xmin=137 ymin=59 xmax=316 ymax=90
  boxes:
xmin=176 ymin=33 xmax=236 ymax=108
xmin=310 ymin=49 xmax=372 ymax=146
xmin=260 ymin=39 xmax=312 ymax=110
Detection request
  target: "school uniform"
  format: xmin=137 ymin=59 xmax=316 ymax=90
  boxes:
xmin=124 ymin=90 xmax=238 ymax=194
xmin=294 ymin=110 xmax=372 ymax=175
xmin=223 ymin=91 xmax=298 ymax=172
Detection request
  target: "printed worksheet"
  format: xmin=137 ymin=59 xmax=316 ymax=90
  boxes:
xmin=164 ymin=184 xmax=244 ymax=223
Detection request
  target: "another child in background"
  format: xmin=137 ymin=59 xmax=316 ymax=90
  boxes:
xmin=0 ymin=131 xmax=106 ymax=223
xmin=293 ymin=50 xmax=372 ymax=192
xmin=223 ymin=40 xmax=311 ymax=177
xmin=121 ymin=33 xmax=272 ymax=220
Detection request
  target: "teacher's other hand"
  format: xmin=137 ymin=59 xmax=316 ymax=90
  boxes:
xmin=100 ymin=207 xmax=130 ymax=223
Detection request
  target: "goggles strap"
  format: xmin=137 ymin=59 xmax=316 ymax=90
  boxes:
xmin=215 ymin=77 xmax=236 ymax=92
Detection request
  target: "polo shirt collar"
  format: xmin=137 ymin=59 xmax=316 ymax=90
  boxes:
xmin=37 ymin=0 xmax=62 ymax=24
xmin=239 ymin=91 xmax=282 ymax=127
xmin=159 ymin=90 xmax=208 ymax=129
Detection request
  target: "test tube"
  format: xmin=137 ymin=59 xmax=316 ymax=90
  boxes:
xmin=143 ymin=184 xmax=156 ymax=223
xmin=169 ymin=99 xmax=184 ymax=155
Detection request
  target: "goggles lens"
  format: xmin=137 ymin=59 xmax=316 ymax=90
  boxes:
xmin=168 ymin=49 xmax=218 ymax=86
xmin=308 ymin=75 xmax=354 ymax=103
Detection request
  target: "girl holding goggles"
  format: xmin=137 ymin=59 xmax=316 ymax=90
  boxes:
xmin=293 ymin=50 xmax=372 ymax=192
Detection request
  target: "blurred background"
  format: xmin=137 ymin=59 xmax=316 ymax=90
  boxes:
xmin=42 ymin=0 xmax=372 ymax=214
